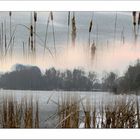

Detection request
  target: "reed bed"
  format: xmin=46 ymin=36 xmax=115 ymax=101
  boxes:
xmin=56 ymin=94 xmax=80 ymax=128
xmin=0 ymin=93 xmax=139 ymax=128
xmin=56 ymin=94 xmax=139 ymax=128
xmin=0 ymin=95 xmax=39 ymax=128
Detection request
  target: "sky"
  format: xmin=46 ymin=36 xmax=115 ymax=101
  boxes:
xmin=0 ymin=11 xmax=139 ymax=75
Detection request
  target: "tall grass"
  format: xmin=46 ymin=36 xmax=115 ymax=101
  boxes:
xmin=0 ymin=95 xmax=39 ymax=128
xmin=56 ymin=94 xmax=80 ymax=128
xmin=56 ymin=95 xmax=138 ymax=128
xmin=0 ymin=93 xmax=139 ymax=128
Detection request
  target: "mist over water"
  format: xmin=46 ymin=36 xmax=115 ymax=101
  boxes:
xmin=1 ymin=41 xmax=140 ymax=77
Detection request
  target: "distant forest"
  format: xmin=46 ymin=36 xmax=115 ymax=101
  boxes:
xmin=0 ymin=64 xmax=99 ymax=91
xmin=0 ymin=60 xmax=140 ymax=93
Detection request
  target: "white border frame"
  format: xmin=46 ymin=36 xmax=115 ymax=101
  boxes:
xmin=0 ymin=129 xmax=140 ymax=139
xmin=0 ymin=1 xmax=139 ymax=11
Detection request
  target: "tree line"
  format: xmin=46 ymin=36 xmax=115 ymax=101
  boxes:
xmin=102 ymin=60 xmax=140 ymax=94
xmin=0 ymin=64 xmax=99 ymax=91
xmin=0 ymin=60 xmax=140 ymax=93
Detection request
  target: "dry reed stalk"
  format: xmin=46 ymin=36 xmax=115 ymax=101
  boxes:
xmin=57 ymin=94 xmax=66 ymax=128
xmin=71 ymin=12 xmax=76 ymax=47
xmin=57 ymin=94 xmax=80 ymax=128
xmin=92 ymin=105 xmax=96 ymax=128
xmin=33 ymin=12 xmax=37 ymax=58
xmin=30 ymin=24 xmax=33 ymax=52
xmin=105 ymin=105 xmax=111 ymax=128
xmin=1 ymin=22 xmax=3 ymax=57
xmin=0 ymin=95 xmax=40 ymax=128
xmin=88 ymin=19 xmax=93 ymax=47
xmin=1 ymin=96 xmax=23 ymax=128
xmin=0 ymin=22 xmax=4 ymax=65
xmin=138 ymin=12 xmax=140 ymax=32
xmin=23 ymin=41 xmax=25 ymax=58
xmin=28 ymin=36 xmax=30 ymax=60
xmin=0 ymin=30 xmax=1 ymax=57
xmin=4 ymin=20 xmax=7 ymax=55
xmin=84 ymin=98 xmax=91 ymax=128
xmin=24 ymin=97 xmax=33 ymax=128
xmin=9 ymin=11 xmax=12 ymax=59
xmin=70 ymin=95 xmax=79 ymax=128
xmin=136 ymin=95 xmax=140 ymax=128
xmin=80 ymin=97 xmax=90 ymax=128
xmin=2 ymin=96 xmax=8 ymax=128
xmin=65 ymin=94 xmax=71 ymax=127
xmin=96 ymin=24 xmax=98 ymax=47
xmin=7 ymin=96 xmax=15 ymax=128
xmin=15 ymin=100 xmax=23 ymax=128
xmin=67 ymin=11 xmax=70 ymax=48
xmin=9 ymin=12 xmax=12 ymax=38
xmin=114 ymin=12 xmax=117 ymax=44
xmin=29 ymin=12 xmax=34 ymax=64
xmin=50 ymin=11 xmax=56 ymax=57
xmin=133 ymin=11 xmax=137 ymax=44
xmin=103 ymin=97 xmax=137 ymax=128
xmin=0 ymin=27 xmax=1 ymax=51
xmin=101 ymin=101 xmax=105 ymax=128
xmin=133 ymin=12 xmax=137 ymax=26
xmin=121 ymin=26 xmax=125 ymax=44
xmin=35 ymin=100 xmax=39 ymax=128
xmin=44 ymin=12 xmax=50 ymax=58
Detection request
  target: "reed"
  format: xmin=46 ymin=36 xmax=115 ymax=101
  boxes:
xmin=114 ymin=12 xmax=117 ymax=44
xmin=138 ymin=12 xmax=140 ymax=32
xmin=71 ymin=12 xmax=76 ymax=47
xmin=30 ymin=18 xmax=34 ymax=52
xmin=84 ymin=98 xmax=91 ymax=128
xmin=24 ymin=97 xmax=33 ymax=128
xmin=0 ymin=95 xmax=40 ymax=128
xmin=103 ymin=98 xmax=137 ymax=128
xmin=35 ymin=100 xmax=39 ymax=128
xmin=1 ymin=22 xmax=3 ymax=57
xmin=50 ymin=12 xmax=56 ymax=57
xmin=56 ymin=94 xmax=80 ymax=128
xmin=121 ymin=26 xmax=125 ymax=44
xmin=0 ymin=94 xmax=139 ymax=128
xmin=136 ymin=95 xmax=140 ymax=128
xmin=132 ymin=11 xmax=137 ymax=44
xmin=9 ymin=11 xmax=12 ymax=59
xmin=88 ymin=18 xmax=93 ymax=47
xmin=1 ymin=96 xmax=23 ymax=128
xmin=56 ymin=95 xmax=139 ymax=128
xmin=67 ymin=11 xmax=70 ymax=48
xmin=96 ymin=24 xmax=98 ymax=47
xmin=34 ymin=12 xmax=37 ymax=56
xmin=92 ymin=105 xmax=96 ymax=128
xmin=4 ymin=20 xmax=7 ymax=55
